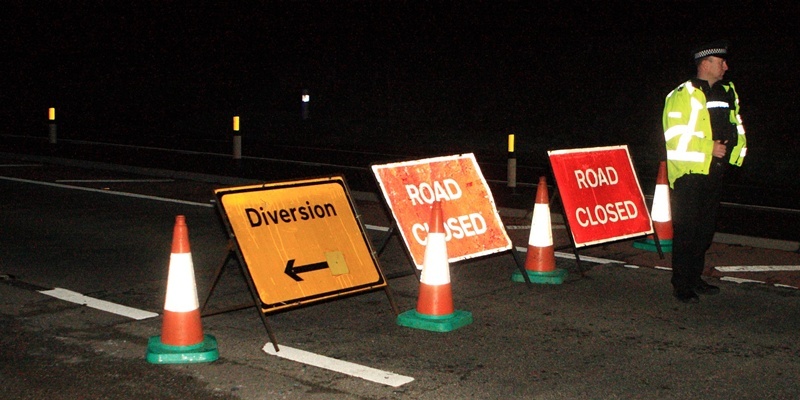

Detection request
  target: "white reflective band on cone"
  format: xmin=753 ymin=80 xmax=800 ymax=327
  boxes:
xmin=164 ymin=253 xmax=199 ymax=312
xmin=528 ymin=203 xmax=553 ymax=247
xmin=651 ymin=185 xmax=672 ymax=222
xmin=420 ymin=232 xmax=450 ymax=286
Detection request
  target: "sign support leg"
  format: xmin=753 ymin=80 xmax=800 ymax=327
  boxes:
xmin=200 ymin=241 xmax=235 ymax=315
xmin=375 ymin=222 xmax=420 ymax=280
xmin=383 ymin=286 xmax=400 ymax=316
xmin=375 ymin=222 xmax=397 ymax=257
xmin=652 ymin=229 xmax=664 ymax=259
xmin=199 ymin=240 xmax=282 ymax=350
xmin=510 ymin=246 xmax=533 ymax=287
xmin=552 ymin=188 xmax=586 ymax=278
xmin=257 ymin=307 xmax=280 ymax=352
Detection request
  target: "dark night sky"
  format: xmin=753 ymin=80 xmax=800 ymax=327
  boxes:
xmin=2 ymin=1 xmax=799 ymax=151
xmin=5 ymin=3 xmax=779 ymax=85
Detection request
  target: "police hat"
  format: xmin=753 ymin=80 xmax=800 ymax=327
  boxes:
xmin=692 ymin=40 xmax=730 ymax=61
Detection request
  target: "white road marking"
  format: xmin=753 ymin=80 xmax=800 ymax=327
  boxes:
xmin=774 ymin=284 xmax=799 ymax=289
xmin=39 ymin=287 xmax=159 ymax=320
xmin=719 ymin=277 xmax=765 ymax=284
xmin=0 ymin=176 xmax=212 ymax=207
xmin=56 ymin=179 xmax=174 ymax=183
xmin=715 ymin=265 xmax=800 ymax=272
xmin=0 ymin=163 xmax=43 ymax=167
xmin=263 ymin=343 xmax=414 ymax=387
xmin=552 ymin=251 xmax=619 ymax=264
xmin=512 ymin=245 xmax=624 ymax=264
xmin=506 ymin=224 xmax=567 ymax=230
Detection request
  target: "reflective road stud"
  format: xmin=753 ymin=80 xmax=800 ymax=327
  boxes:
xmin=512 ymin=176 xmax=567 ymax=284
xmin=147 ymin=215 xmax=219 ymax=364
xmin=397 ymin=201 xmax=472 ymax=332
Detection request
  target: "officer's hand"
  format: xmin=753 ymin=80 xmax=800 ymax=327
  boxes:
xmin=713 ymin=140 xmax=728 ymax=158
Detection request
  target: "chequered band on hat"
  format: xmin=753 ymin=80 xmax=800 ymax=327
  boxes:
xmin=694 ymin=47 xmax=727 ymax=60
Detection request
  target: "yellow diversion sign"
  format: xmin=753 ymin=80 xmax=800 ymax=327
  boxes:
xmin=214 ymin=176 xmax=386 ymax=313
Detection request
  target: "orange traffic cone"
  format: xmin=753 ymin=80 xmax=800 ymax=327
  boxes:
xmin=634 ymin=161 xmax=673 ymax=252
xmin=396 ymin=201 xmax=472 ymax=332
xmin=146 ymin=215 xmax=219 ymax=364
xmin=512 ymin=176 xmax=567 ymax=284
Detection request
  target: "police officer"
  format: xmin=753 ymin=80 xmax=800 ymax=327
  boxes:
xmin=662 ymin=40 xmax=748 ymax=303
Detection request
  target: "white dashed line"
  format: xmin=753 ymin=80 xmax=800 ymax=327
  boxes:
xmin=56 ymin=179 xmax=174 ymax=183
xmin=0 ymin=176 xmax=212 ymax=207
xmin=716 ymin=265 xmax=800 ymax=272
xmin=263 ymin=343 xmax=414 ymax=387
xmin=39 ymin=287 xmax=159 ymax=320
xmin=719 ymin=277 xmax=766 ymax=284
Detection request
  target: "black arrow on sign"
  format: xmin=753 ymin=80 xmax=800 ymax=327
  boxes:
xmin=284 ymin=259 xmax=329 ymax=282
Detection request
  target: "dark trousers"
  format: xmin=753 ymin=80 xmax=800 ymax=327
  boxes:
xmin=670 ymin=167 xmax=726 ymax=290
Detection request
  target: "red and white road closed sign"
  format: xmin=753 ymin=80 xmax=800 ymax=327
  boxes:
xmin=548 ymin=145 xmax=653 ymax=247
xmin=372 ymin=153 xmax=511 ymax=269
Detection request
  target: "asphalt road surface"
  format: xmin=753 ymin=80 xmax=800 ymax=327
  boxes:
xmin=2 ymin=153 xmax=800 ymax=399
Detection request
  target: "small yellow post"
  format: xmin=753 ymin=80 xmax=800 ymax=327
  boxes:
xmin=48 ymin=107 xmax=57 ymax=144
xmin=232 ymin=116 xmax=242 ymax=160
xmin=507 ymin=134 xmax=517 ymax=191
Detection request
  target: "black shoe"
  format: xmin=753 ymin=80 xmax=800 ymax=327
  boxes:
xmin=673 ymin=288 xmax=699 ymax=303
xmin=694 ymin=280 xmax=720 ymax=295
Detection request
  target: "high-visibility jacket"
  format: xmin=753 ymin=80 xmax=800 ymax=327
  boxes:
xmin=662 ymin=79 xmax=747 ymax=188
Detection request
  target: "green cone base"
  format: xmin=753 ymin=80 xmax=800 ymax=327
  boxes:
xmin=512 ymin=268 xmax=567 ymax=284
xmin=633 ymin=239 xmax=672 ymax=253
xmin=396 ymin=309 xmax=473 ymax=332
xmin=146 ymin=334 xmax=219 ymax=364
